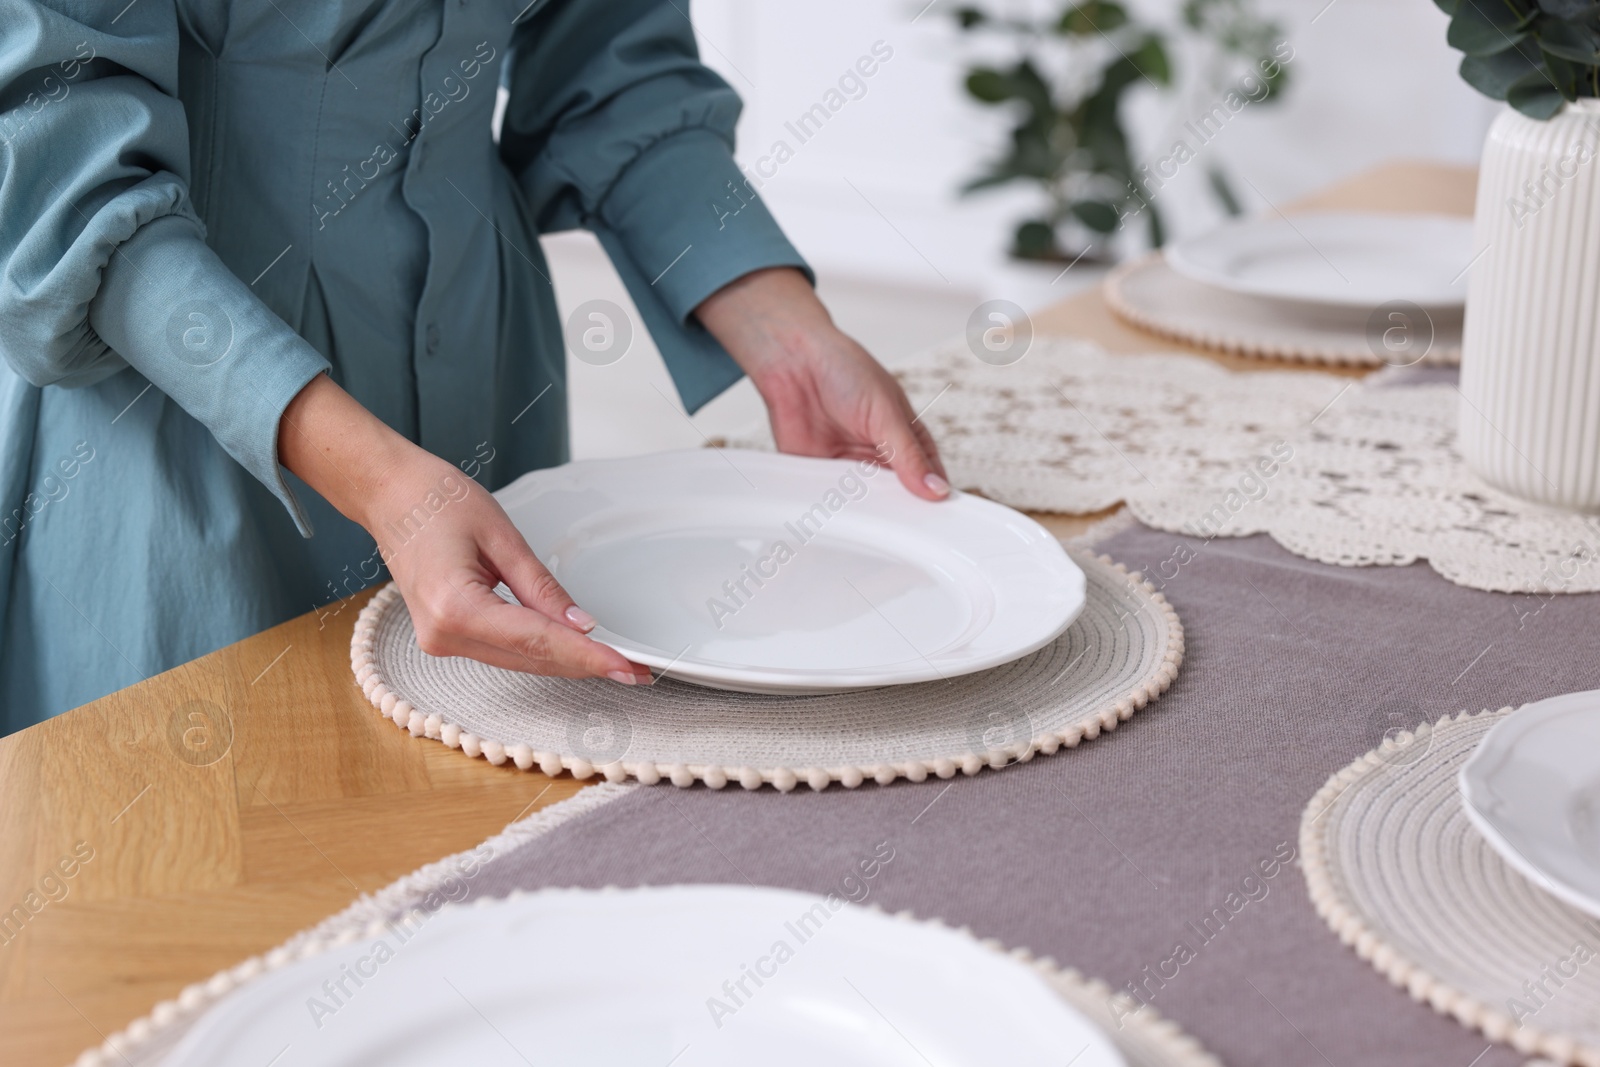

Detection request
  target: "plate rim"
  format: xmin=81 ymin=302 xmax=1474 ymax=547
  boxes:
xmin=495 ymin=449 xmax=1087 ymax=692
xmin=161 ymin=884 xmax=1130 ymax=1067
xmin=1163 ymin=210 xmax=1473 ymax=310
xmin=1458 ymin=688 xmax=1600 ymax=920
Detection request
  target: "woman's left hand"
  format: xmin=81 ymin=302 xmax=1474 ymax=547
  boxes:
xmin=695 ymin=267 xmax=949 ymax=501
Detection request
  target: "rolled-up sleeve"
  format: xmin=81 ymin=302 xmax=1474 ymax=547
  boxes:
xmin=500 ymin=0 xmax=811 ymax=413
xmin=0 ymin=1 xmax=330 ymax=533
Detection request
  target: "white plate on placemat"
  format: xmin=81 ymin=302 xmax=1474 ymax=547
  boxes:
xmin=493 ymin=449 xmax=1085 ymax=694
xmin=162 ymin=886 xmax=1126 ymax=1067
xmin=1460 ymin=688 xmax=1600 ymax=919
xmin=1164 ymin=212 xmax=1473 ymax=309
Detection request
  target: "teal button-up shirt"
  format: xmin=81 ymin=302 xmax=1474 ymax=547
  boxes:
xmin=0 ymin=0 xmax=807 ymax=732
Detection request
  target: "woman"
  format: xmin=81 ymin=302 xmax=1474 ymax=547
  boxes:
xmin=0 ymin=0 xmax=946 ymax=733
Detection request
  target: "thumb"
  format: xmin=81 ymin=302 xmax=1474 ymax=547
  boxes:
xmin=880 ymin=415 xmax=950 ymax=502
xmin=488 ymin=526 xmax=598 ymax=634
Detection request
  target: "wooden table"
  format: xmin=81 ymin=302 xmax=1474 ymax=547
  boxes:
xmin=0 ymin=161 xmax=1476 ymax=1067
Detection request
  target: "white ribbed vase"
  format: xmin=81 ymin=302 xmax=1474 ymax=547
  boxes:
xmin=1460 ymin=100 xmax=1600 ymax=511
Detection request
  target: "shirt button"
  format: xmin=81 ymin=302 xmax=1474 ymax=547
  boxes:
xmin=425 ymin=324 xmax=440 ymax=355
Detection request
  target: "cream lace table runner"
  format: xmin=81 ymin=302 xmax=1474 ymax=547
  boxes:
xmin=738 ymin=339 xmax=1600 ymax=595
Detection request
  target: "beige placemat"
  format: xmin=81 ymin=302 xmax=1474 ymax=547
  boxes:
xmin=74 ymin=785 xmax=1221 ymax=1067
xmin=1105 ymin=254 xmax=1462 ymax=366
xmin=1300 ymin=709 xmax=1600 ymax=1065
xmin=351 ymin=547 xmax=1183 ymax=790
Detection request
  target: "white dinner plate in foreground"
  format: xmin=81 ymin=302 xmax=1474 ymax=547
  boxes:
xmin=1460 ymin=688 xmax=1600 ymax=919
xmin=163 ymin=885 xmax=1126 ymax=1067
xmin=1164 ymin=212 xmax=1473 ymax=309
xmin=493 ymin=449 xmax=1085 ymax=693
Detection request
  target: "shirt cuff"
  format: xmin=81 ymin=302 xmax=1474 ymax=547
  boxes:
xmin=88 ymin=215 xmax=332 ymax=536
xmin=599 ymin=126 xmax=812 ymax=323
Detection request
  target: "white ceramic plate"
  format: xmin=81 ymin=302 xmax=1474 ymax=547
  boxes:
xmin=1164 ymin=212 xmax=1474 ymax=309
xmin=1460 ymin=689 xmax=1600 ymax=919
xmin=493 ymin=449 xmax=1085 ymax=694
xmin=163 ymin=885 xmax=1127 ymax=1067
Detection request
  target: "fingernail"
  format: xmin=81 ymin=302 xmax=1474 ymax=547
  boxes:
xmin=565 ymin=606 xmax=596 ymax=631
xmin=606 ymin=670 xmax=638 ymax=685
xmin=923 ymin=472 xmax=950 ymax=496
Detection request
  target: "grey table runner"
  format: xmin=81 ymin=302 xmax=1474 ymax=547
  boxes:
xmin=461 ymin=522 xmax=1599 ymax=1067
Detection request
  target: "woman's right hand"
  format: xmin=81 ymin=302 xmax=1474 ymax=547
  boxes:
xmin=280 ymin=374 xmax=652 ymax=684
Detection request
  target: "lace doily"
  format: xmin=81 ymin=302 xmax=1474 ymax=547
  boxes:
xmin=739 ymin=339 xmax=1599 ymax=595
xmin=1300 ymin=709 xmax=1600 ymax=1065
xmin=351 ymin=548 xmax=1183 ymax=791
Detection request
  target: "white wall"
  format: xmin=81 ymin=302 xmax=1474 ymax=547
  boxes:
xmin=688 ymin=0 xmax=1496 ymax=298
xmin=548 ymin=0 xmax=1499 ymax=459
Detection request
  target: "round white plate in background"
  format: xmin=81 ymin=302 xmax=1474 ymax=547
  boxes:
xmin=163 ymin=885 xmax=1127 ymax=1067
xmin=1460 ymin=688 xmax=1600 ymax=919
xmin=1164 ymin=212 xmax=1474 ymax=309
xmin=493 ymin=450 xmax=1086 ymax=694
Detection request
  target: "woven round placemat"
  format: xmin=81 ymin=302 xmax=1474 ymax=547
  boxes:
xmin=1104 ymin=254 xmax=1462 ymax=366
xmin=351 ymin=548 xmax=1183 ymax=791
xmin=1300 ymin=709 xmax=1600 ymax=1065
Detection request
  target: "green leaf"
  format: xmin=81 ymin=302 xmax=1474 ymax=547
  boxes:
xmin=965 ymin=68 xmax=1014 ymax=103
xmin=1007 ymin=125 xmax=1063 ymax=179
xmin=1012 ymin=220 xmax=1058 ymax=259
xmin=1543 ymin=51 xmax=1584 ymax=97
xmin=1255 ymin=66 xmax=1289 ymax=101
xmin=1093 ymin=35 xmax=1170 ymax=100
xmin=1536 ymin=0 xmax=1600 ymax=17
xmin=966 ymin=60 xmax=1057 ymax=118
xmin=1083 ymin=114 xmax=1131 ymax=173
xmin=960 ymin=164 xmax=1024 ymax=195
xmin=1071 ymin=200 xmax=1122 ymax=233
xmin=1130 ymin=35 xmax=1172 ymax=85
xmin=1434 ymin=0 xmax=1462 ymax=13
xmin=1058 ymin=1 xmax=1128 ymax=35
xmin=953 ymin=6 xmax=986 ymax=29
xmin=1459 ymin=43 xmax=1544 ymax=98
xmin=1508 ymin=67 xmax=1568 ymax=116
xmin=1207 ymin=167 xmax=1244 ymax=216
xmin=1448 ymin=1 xmax=1532 ymax=56
xmin=1535 ymin=19 xmax=1600 ymax=63
xmin=1009 ymin=58 xmax=1059 ymax=119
